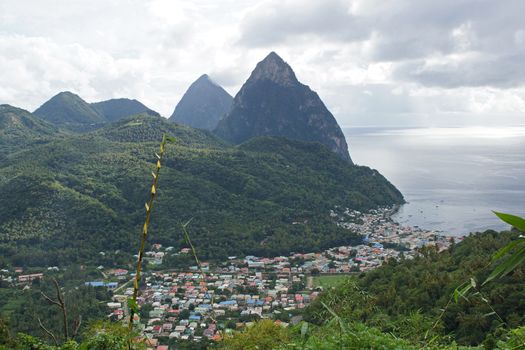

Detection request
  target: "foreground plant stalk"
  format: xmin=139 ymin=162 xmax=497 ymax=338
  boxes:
xmin=128 ymin=134 xmax=174 ymax=333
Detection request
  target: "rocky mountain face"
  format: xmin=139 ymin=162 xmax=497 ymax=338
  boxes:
xmin=214 ymin=52 xmax=352 ymax=162
xmin=33 ymin=91 xmax=105 ymax=131
xmin=169 ymin=74 xmax=233 ymax=131
xmin=91 ymin=98 xmax=160 ymax=122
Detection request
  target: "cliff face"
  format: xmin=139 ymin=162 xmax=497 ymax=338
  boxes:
xmin=215 ymin=52 xmax=352 ymax=162
xmin=169 ymin=74 xmax=233 ymax=131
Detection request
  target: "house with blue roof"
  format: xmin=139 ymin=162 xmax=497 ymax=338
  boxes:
xmin=85 ymin=281 xmax=118 ymax=290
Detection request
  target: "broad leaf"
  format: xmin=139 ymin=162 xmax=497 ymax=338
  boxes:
xmin=484 ymin=248 xmax=525 ymax=285
xmin=492 ymin=237 xmax=525 ymax=261
xmin=494 ymin=211 xmax=525 ymax=232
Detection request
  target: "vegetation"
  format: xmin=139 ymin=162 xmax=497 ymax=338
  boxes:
xmin=0 ymin=113 xmax=403 ymax=267
xmin=1 ymin=279 xmax=111 ymax=343
xmin=128 ymin=134 xmax=174 ymax=330
xmin=216 ymin=318 xmax=525 ymax=350
xmin=5 ymin=103 xmax=525 ymax=348
xmin=304 ymin=229 xmax=525 ymax=347
xmin=484 ymin=212 xmax=525 ymax=284
xmin=0 ymin=104 xmax=63 ymax=159
xmin=91 ymin=98 xmax=160 ymax=122
xmin=33 ymin=91 xmax=106 ymax=132
xmin=219 ymin=213 xmax=525 ymax=349
xmin=311 ymin=275 xmax=350 ymax=289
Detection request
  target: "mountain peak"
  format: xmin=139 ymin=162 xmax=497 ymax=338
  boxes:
xmin=56 ymin=91 xmax=76 ymax=97
xmin=34 ymin=91 xmax=105 ymax=130
xmin=194 ymin=73 xmax=225 ymax=90
xmin=249 ymin=52 xmax=298 ymax=86
xmin=215 ymin=53 xmax=352 ymax=162
xmin=169 ymin=74 xmax=233 ymax=130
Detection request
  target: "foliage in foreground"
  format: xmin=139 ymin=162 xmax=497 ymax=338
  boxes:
xmin=305 ymin=229 xmax=525 ymax=347
xmin=0 ymin=321 xmax=145 ymax=350
xmin=220 ymin=216 xmax=525 ymax=349
xmin=217 ymin=318 xmax=525 ymax=350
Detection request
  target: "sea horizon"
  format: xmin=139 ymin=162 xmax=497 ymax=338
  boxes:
xmin=344 ymin=125 xmax=525 ymax=236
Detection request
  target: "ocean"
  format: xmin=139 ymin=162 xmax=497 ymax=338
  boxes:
xmin=344 ymin=126 xmax=525 ymax=236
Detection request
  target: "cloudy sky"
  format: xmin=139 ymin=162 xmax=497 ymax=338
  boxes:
xmin=1 ymin=0 xmax=524 ymax=127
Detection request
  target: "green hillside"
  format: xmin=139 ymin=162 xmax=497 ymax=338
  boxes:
xmin=0 ymin=114 xmax=403 ymax=267
xmin=33 ymin=91 xmax=106 ymax=132
xmin=305 ymin=229 xmax=525 ymax=347
xmin=91 ymin=98 xmax=160 ymax=122
xmin=0 ymin=104 xmax=62 ymax=159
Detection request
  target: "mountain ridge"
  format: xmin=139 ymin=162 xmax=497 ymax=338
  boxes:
xmin=92 ymin=98 xmax=160 ymax=122
xmin=214 ymin=52 xmax=352 ymax=162
xmin=33 ymin=91 xmax=106 ymax=131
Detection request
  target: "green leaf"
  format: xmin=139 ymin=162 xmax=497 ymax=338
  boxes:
xmin=165 ymin=135 xmax=176 ymax=143
xmin=453 ymin=281 xmax=473 ymax=303
xmin=127 ymin=298 xmax=139 ymax=314
xmin=321 ymin=301 xmax=350 ymax=334
xmin=492 ymin=237 xmax=525 ymax=261
xmin=321 ymin=301 xmax=339 ymax=319
xmin=484 ymin=248 xmax=525 ymax=285
xmin=494 ymin=211 xmax=525 ymax=232
xmin=453 ymin=288 xmax=460 ymax=303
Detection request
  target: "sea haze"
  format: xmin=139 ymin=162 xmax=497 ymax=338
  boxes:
xmin=345 ymin=126 xmax=525 ymax=236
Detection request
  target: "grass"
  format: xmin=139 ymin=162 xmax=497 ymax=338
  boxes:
xmin=312 ymin=275 xmax=352 ymax=289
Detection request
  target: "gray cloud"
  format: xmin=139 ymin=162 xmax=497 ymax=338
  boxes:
xmin=237 ymin=0 xmax=525 ymax=89
xmin=237 ymin=0 xmax=369 ymax=47
xmin=0 ymin=0 xmax=523 ymax=127
xmin=394 ymin=54 xmax=525 ymax=89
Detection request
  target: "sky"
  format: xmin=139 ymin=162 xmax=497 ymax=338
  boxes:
xmin=0 ymin=0 xmax=524 ymax=127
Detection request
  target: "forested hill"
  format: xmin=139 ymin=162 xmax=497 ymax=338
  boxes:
xmin=91 ymin=98 xmax=160 ymax=122
xmin=306 ymin=229 xmax=525 ymax=347
xmin=0 ymin=104 xmax=63 ymax=159
xmin=33 ymin=91 xmax=106 ymax=131
xmin=0 ymin=113 xmax=403 ymax=267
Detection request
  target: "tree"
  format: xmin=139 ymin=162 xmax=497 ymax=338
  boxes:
xmin=484 ymin=212 xmax=525 ymax=284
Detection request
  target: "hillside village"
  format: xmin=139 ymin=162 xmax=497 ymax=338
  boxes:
xmin=0 ymin=207 xmax=455 ymax=349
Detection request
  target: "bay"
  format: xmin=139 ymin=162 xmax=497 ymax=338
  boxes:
xmin=344 ymin=126 xmax=525 ymax=236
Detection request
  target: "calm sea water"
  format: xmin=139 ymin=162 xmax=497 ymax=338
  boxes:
xmin=344 ymin=126 xmax=525 ymax=236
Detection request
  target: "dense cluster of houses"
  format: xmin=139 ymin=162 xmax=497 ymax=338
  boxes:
xmin=106 ymin=256 xmax=318 ymax=348
xmin=334 ymin=207 xmax=454 ymax=255
xmin=0 ymin=207 xmax=458 ymax=349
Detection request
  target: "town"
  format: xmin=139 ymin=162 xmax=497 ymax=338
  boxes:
xmin=0 ymin=207 xmax=457 ymax=349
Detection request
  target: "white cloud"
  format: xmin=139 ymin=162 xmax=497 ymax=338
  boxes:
xmin=0 ymin=0 xmax=523 ymax=126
